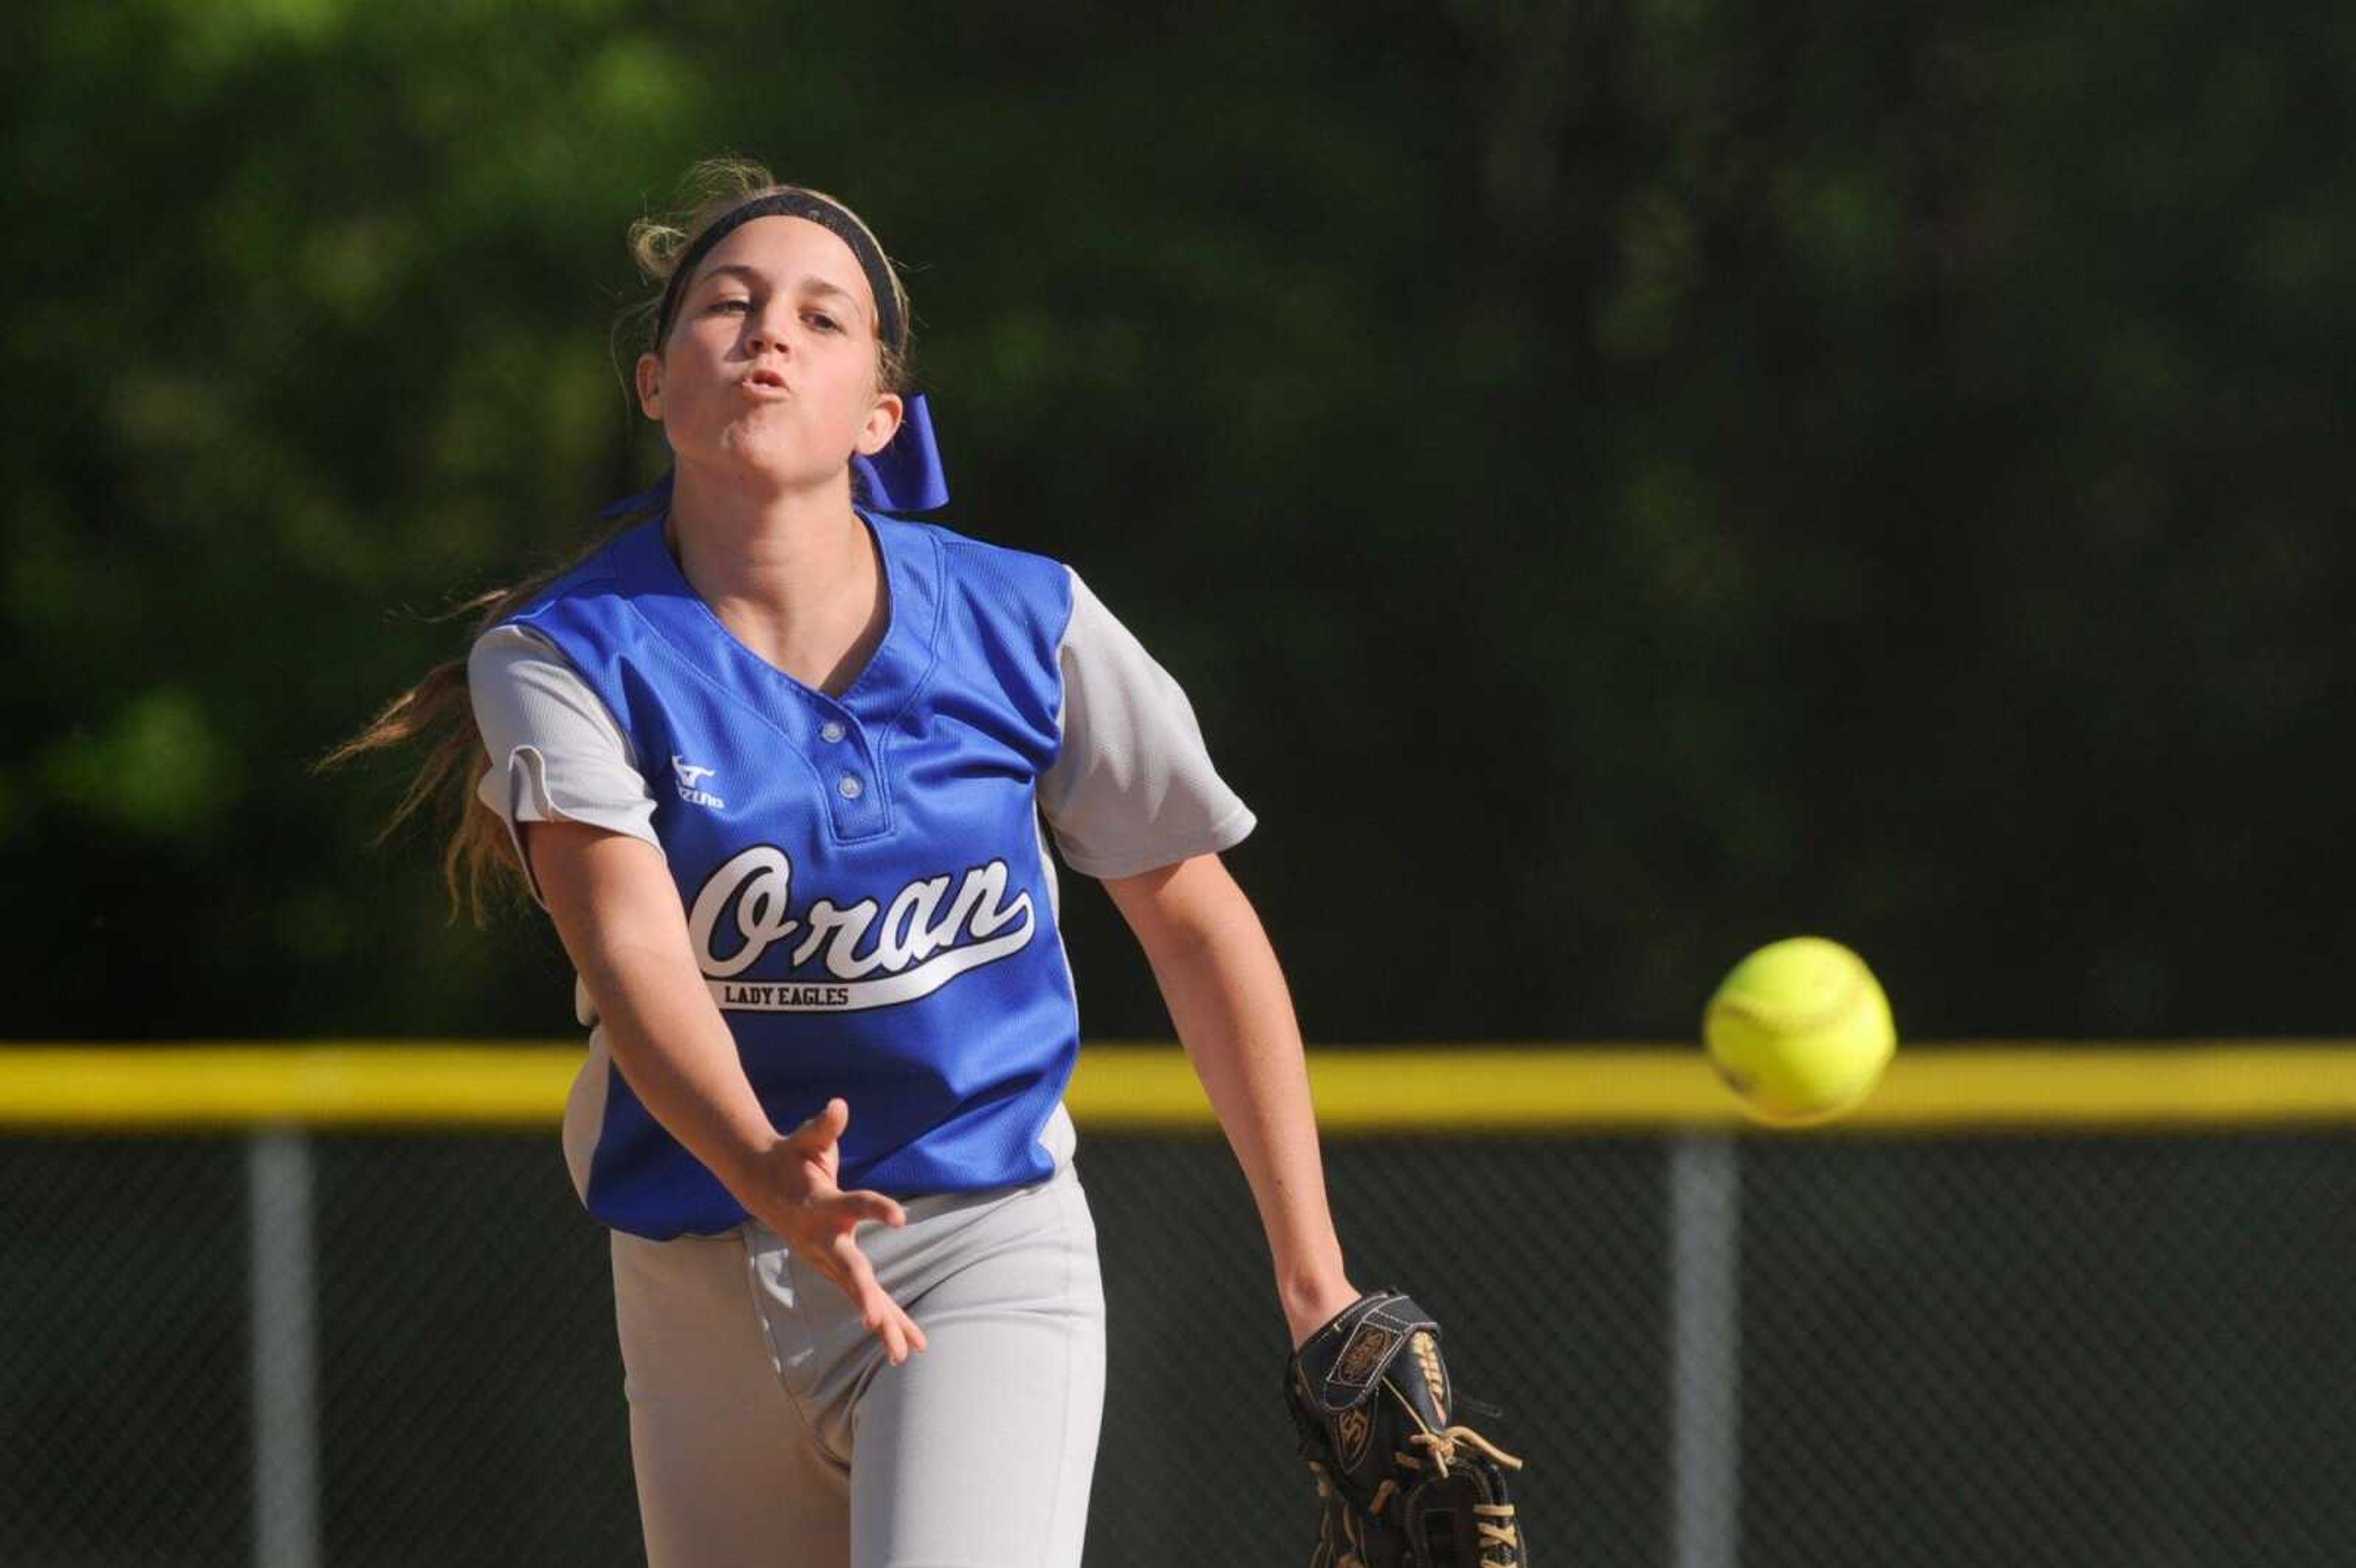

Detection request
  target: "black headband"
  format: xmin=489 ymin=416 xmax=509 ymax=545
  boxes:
xmin=650 ymin=190 xmax=904 ymax=356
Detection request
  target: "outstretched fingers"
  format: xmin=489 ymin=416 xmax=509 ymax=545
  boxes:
xmin=829 ymin=1187 xmax=907 ymax=1229
xmin=764 ymin=1109 xmax=923 ymax=1364
xmin=830 ymin=1232 xmax=929 ymax=1363
xmin=787 ymin=1097 xmax=851 ymax=1160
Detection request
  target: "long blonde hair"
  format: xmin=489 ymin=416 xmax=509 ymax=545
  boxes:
xmin=315 ymin=157 xmax=912 ymax=924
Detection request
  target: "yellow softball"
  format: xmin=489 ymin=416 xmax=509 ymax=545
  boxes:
xmin=1703 ymin=937 xmax=1896 ymax=1126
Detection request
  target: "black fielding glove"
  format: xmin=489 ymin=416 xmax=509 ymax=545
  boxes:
xmin=1283 ymin=1290 xmax=1529 ymax=1568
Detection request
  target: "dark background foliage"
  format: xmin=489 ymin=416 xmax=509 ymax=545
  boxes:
xmin=5 ymin=0 xmax=2349 ymax=1045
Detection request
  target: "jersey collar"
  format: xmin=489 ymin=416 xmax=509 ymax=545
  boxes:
xmin=611 ymin=509 xmax=941 ymax=742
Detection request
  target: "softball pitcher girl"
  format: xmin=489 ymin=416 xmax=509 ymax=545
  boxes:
xmin=331 ymin=158 xmax=1365 ymax=1566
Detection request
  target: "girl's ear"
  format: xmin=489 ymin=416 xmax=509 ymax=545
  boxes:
xmin=856 ymin=391 xmax=905 ymax=457
xmin=634 ymin=352 xmax=663 ymax=420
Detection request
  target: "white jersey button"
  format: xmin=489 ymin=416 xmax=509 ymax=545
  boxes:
xmin=819 ymin=720 xmax=847 ymax=744
xmin=837 ymin=775 xmax=864 ymax=800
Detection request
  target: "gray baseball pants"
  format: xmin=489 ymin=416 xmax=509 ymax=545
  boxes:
xmin=609 ymin=1161 xmax=1107 ymax=1567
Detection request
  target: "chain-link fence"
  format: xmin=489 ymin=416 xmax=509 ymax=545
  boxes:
xmin=4 ymin=1118 xmax=2352 ymax=1566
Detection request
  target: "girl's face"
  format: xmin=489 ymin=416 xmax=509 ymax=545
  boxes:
xmin=635 ymin=215 xmax=901 ymax=496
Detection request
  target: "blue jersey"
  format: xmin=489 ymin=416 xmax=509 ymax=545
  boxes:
xmin=474 ymin=510 xmax=1252 ymax=1239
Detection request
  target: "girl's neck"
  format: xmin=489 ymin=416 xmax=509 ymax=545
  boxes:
xmin=663 ymin=464 xmax=887 ymax=695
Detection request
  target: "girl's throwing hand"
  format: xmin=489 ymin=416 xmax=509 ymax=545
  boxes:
xmin=741 ymin=1097 xmax=930 ymax=1365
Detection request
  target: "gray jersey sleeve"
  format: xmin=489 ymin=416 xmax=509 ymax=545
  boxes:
xmin=1036 ymin=566 xmax=1257 ymax=878
xmin=466 ymin=625 xmax=662 ymax=912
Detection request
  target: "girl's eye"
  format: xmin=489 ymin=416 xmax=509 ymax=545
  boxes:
xmin=806 ymin=312 xmax=840 ymax=333
xmin=710 ymin=298 xmax=751 ymax=313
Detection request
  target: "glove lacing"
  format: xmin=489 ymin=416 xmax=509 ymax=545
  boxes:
xmin=1412 ymin=1425 xmax=1525 ymax=1562
xmin=1408 ymin=1423 xmax=1525 ymax=1480
xmin=1313 ymin=1426 xmax=1526 ymax=1567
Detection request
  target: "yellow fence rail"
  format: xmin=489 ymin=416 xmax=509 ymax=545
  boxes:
xmin=1 ymin=1043 xmax=2352 ymax=1133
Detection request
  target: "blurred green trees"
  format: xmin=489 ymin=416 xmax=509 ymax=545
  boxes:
xmin=5 ymin=1 xmax=2349 ymax=1042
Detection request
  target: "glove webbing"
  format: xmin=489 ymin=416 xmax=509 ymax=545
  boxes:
xmin=1299 ymin=1404 xmax=1528 ymax=1566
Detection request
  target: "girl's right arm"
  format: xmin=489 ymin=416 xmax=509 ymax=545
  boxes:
xmin=520 ymin=817 xmax=928 ymax=1363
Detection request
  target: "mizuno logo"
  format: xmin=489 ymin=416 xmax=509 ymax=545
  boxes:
xmin=670 ymin=755 xmax=725 ymax=809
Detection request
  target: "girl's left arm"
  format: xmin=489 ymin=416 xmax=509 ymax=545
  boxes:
xmin=1103 ymin=851 xmax=1361 ymax=1348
